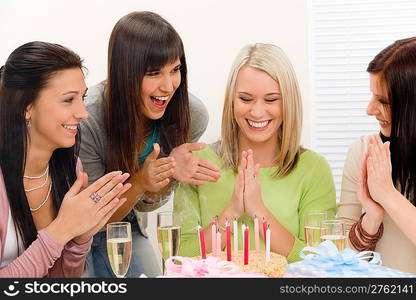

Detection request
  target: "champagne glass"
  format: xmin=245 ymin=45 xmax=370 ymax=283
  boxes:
xmin=304 ymin=210 xmax=328 ymax=247
xmin=157 ymin=211 xmax=181 ymax=274
xmin=106 ymin=222 xmax=132 ymax=278
xmin=320 ymin=219 xmax=346 ymax=251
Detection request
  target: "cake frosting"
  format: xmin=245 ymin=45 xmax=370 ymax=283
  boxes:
xmin=211 ymin=250 xmax=287 ymax=278
xmin=164 ymin=250 xmax=287 ymax=278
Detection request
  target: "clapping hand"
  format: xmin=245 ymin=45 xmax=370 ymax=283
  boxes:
xmin=51 ymin=170 xmax=132 ymax=245
xmin=138 ymin=143 xmax=175 ymax=193
xmin=169 ymin=142 xmax=220 ymax=185
xmin=358 ymin=150 xmax=384 ymax=224
xmin=225 ymin=149 xmax=265 ymax=219
xmin=366 ymin=134 xmax=395 ymax=205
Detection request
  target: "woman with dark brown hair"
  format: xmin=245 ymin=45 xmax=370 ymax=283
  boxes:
xmin=0 ymin=41 xmax=131 ymax=277
xmin=338 ymin=37 xmax=416 ymax=274
xmin=80 ymin=11 xmax=220 ymax=277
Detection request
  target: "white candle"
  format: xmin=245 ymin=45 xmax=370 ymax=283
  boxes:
xmin=241 ymin=224 xmax=246 ymax=256
xmin=211 ymin=222 xmax=217 ymax=256
xmin=233 ymin=218 xmax=238 ymax=254
xmin=254 ymin=216 xmax=260 ymax=252
xmin=216 ymin=230 xmax=221 ymax=257
xmin=266 ymin=227 xmax=271 ymax=261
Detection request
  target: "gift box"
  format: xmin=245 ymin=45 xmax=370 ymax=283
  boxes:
xmin=284 ymin=240 xmax=415 ymax=278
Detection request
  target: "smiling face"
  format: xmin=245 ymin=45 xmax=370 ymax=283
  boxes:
xmin=140 ymin=59 xmax=182 ymax=120
xmin=25 ymin=68 xmax=88 ymax=151
xmin=233 ymin=65 xmax=283 ymax=147
xmin=367 ymin=73 xmax=391 ymax=137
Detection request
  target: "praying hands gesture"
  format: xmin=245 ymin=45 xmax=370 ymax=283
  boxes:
xmin=226 ymin=149 xmax=266 ymax=219
xmin=365 ymin=134 xmax=395 ymax=205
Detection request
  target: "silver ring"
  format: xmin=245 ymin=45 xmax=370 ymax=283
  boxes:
xmin=90 ymin=192 xmax=102 ymax=203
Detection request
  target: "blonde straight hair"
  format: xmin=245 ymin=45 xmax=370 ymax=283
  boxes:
xmin=220 ymin=43 xmax=302 ymax=177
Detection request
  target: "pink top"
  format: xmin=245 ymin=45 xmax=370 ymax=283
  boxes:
xmin=0 ymin=159 xmax=92 ymax=277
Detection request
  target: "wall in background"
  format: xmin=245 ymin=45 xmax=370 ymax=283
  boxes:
xmin=0 ymin=0 xmax=310 ymax=268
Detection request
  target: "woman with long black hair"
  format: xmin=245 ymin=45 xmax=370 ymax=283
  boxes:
xmin=0 ymin=41 xmax=130 ymax=277
xmin=338 ymin=37 xmax=416 ymax=274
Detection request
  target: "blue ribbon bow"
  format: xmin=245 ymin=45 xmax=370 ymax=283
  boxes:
xmin=297 ymin=240 xmax=382 ymax=276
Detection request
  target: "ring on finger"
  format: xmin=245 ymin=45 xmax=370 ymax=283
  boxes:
xmin=90 ymin=192 xmax=102 ymax=203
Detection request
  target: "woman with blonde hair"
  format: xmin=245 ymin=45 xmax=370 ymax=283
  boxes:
xmin=174 ymin=43 xmax=336 ymax=262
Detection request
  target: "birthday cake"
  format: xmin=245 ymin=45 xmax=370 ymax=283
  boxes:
xmin=164 ymin=251 xmax=287 ymax=278
xmin=209 ymin=250 xmax=287 ymax=278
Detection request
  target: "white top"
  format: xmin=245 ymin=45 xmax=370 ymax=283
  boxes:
xmin=0 ymin=208 xmax=22 ymax=268
xmin=337 ymin=135 xmax=416 ymax=274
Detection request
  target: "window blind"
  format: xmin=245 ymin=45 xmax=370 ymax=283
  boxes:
xmin=310 ymin=0 xmax=416 ymax=200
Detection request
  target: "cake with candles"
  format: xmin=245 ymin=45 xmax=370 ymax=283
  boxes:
xmin=164 ymin=218 xmax=286 ymax=277
xmin=207 ymin=250 xmax=287 ymax=278
xmin=164 ymin=251 xmax=287 ymax=278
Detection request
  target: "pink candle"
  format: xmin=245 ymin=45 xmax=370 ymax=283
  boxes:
xmin=198 ymin=226 xmax=206 ymax=259
xmin=262 ymin=218 xmax=267 ymax=247
xmin=226 ymin=221 xmax=231 ymax=261
xmin=244 ymin=226 xmax=249 ymax=265
xmin=216 ymin=230 xmax=221 ymax=257
xmin=254 ymin=216 xmax=260 ymax=252
xmin=211 ymin=219 xmax=217 ymax=256
xmin=233 ymin=218 xmax=238 ymax=254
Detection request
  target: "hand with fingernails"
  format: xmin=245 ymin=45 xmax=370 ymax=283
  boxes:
xmin=224 ymin=149 xmax=264 ymax=219
xmin=242 ymin=149 xmax=264 ymax=217
xmin=169 ymin=142 xmax=220 ymax=185
xmin=46 ymin=170 xmax=131 ymax=246
xmin=366 ymin=134 xmax=395 ymax=206
xmin=136 ymin=143 xmax=175 ymax=193
xmin=358 ymin=141 xmax=384 ymax=229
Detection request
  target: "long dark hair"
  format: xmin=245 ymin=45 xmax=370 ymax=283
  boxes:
xmin=367 ymin=36 xmax=416 ymax=205
xmin=0 ymin=41 xmax=83 ymax=249
xmin=105 ymin=11 xmax=190 ymax=174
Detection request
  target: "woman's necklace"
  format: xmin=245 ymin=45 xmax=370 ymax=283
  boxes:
xmin=24 ymin=168 xmax=49 ymax=192
xmin=24 ymin=164 xmax=49 ymax=179
xmin=24 ymin=164 xmax=52 ymax=212
xmin=29 ymin=180 xmax=52 ymax=212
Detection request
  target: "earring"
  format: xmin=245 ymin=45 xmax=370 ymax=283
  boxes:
xmin=26 ymin=120 xmax=31 ymax=128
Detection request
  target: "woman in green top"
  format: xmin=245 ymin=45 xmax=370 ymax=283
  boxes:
xmin=174 ymin=43 xmax=336 ymax=262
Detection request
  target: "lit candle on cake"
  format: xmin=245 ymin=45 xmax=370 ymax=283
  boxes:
xmin=226 ymin=220 xmax=231 ymax=261
xmin=211 ymin=218 xmax=217 ymax=256
xmin=233 ymin=218 xmax=238 ymax=255
xmin=254 ymin=215 xmax=260 ymax=252
xmin=266 ymin=225 xmax=271 ymax=262
xmin=216 ymin=229 xmax=221 ymax=257
xmin=197 ymin=225 xmax=206 ymax=259
xmin=244 ymin=225 xmax=249 ymax=265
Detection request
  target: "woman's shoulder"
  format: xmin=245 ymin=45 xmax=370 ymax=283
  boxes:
xmin=81 ymin=82 xmax=106 ymax=128
xmin=299 ymin=148 xmax=327 ymax=164
xmin=85 ymin=82 xmax=106 ymax=106
xmin=347 ymin=135 xmax=370 ymax=157
xmin=191 ymin=141 xmax=222 ymax=162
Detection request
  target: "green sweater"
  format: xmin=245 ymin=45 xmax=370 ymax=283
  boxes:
xmin=173 ymin=145 xmax=336 ymax=263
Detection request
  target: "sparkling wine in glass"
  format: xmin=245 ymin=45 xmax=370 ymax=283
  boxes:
xmin=304 ymin=210 xmax=328 ymax=247
xmin=320 ymin=219 xmax=346 ymax=251
xmin=157 ymin=211 xmax=181 ymax=274
xmin=106 ymin=222 xmax=132 ymax=278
